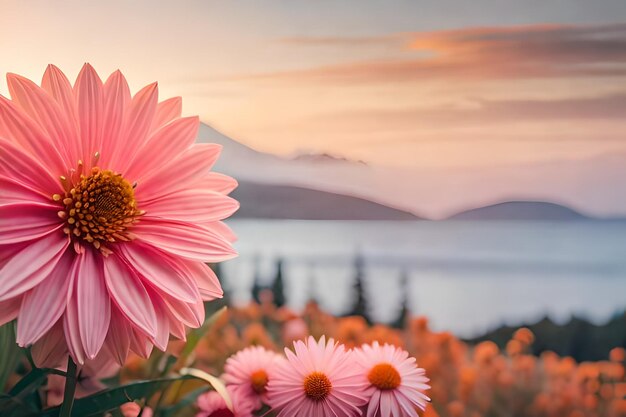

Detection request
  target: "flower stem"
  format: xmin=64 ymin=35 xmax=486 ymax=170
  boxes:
xmin=59 ymin=356 xmax=78 ymax=417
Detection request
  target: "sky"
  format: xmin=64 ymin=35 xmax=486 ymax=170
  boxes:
xmin=1 ymin=1 xmax=625 ymax=194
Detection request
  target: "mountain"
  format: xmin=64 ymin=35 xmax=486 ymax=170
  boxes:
xmin=230 ymin=181 xmax=420 ymax=220
xmin=447 ymin=201 xmax=589 ymax=221
xmin=196 ymin=123 xmax=427 ymax=219
xmin=196 ymin=122 xmax=626 ymax=219
xmin=292 ymin=152 xmax=367 ymax=165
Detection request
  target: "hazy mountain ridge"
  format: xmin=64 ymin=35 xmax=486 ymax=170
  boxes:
xmin=447 ymin=201 xmax=590 ymax=221
xmin=231 ymin=181 xmax=420 ymax=220
xmin=196 ymin=122 xmax=626 ymax=221
xmin=292 ymin=152 xmax=368 ymax=165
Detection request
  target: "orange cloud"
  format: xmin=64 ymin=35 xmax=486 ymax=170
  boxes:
xmin=235 ymin=23 xmax=626 ymax=83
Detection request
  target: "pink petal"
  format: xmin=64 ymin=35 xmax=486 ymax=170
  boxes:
xmin=64 ymin=262 xmax=85 ymax=365
xmin=0 ymin=136 xmax=60 ymax=196
xmin=31 ymin=320 xmax=68 ymax=368
xmin=0 ymin=202 xmax=62 ymax=244
xmin=41 ymin=64 xmax=81 ymax=165
xmin=76 ymin=249 xmax=110 ymax=359
xmin=133 ymin=219 xmax=236 ymax=263
xmin=16 ymin=250 xmax=74 ymax=346
xmin=41 ymin=64 xmax=78 ymax=124
xmin=104 ymin=307 xmax=132 ymax=365
xmin=129 ymin=328 xmax=153 ymax=359
xmin=0 ymin=232 xmax=69 ymax=301
xmin=380 ymin=392 xmax=391 ymax=417
xmin=112 ymin=83 xmax=158 ymax=173
xmin=153 ymin=96 xmax=182 ymax=128
xmin=204 ymin=221 xmax=238 ymax=243
xmin=135 ymin=143 xmax=222 ymax=202
xmin=6 ymin=73 xmax=77 ymax=169
xmin=103 ymin=253 xmax=157 ymax=337
xmin=141 ymin=188 xmax=238 ymax=224
xmin=99 ymin=70 xmax=131 ymax=170
xmin=367 ymin=390 xmax=380 ymax=417
xmin=0 ymin=297 xmax=22 ymax=326
xmin=149 ymin=296 xmax=170 ymax=351
xmin=124 ymin=116 xmax=199 ymax=181
xmin=201 ymin=172 xmax=239 ymax=195
xmin=119 ymin=243 xmax=200 ymax=303
xmin=0 ymin=242 xmax=26 ymax=266
xmin=74 ymin=63 xmax=104 ymax=164
xmin=168 ymin=315 xmax=187 ymax=341
xmin=181 ymin=260 xmax=223 ymax=300
xmin=0 ymin=175 xmax=50 ymax=204
xmin=161 ymin=295 xmax=205 ymax=328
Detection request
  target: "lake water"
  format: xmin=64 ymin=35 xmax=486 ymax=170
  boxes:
xmin=220 ymin=220 xmax=626 ymax=337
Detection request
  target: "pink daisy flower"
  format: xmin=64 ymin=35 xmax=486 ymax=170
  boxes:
xmin=0 ymin=64 xmax=238 ymax=366
xmin=353 ymin=342 xmax=430 ymax=417
xmin=266 ymin=336 xmax=368 ymax=417
xmin=196 ymin=387 xmax=255 ymax=417
xmin=223 ymin=346 xmax=283 ymax=409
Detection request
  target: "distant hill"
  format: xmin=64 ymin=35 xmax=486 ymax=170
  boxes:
xmin=447 ymin=201 xmax=589 ymax=221
xmin=230 ymin=181 xmax=421 ymax=220
xmin=466 ymin=312 xmax=626 ymax=362
xmin=196 ymin=122 xmax=626 ymax=219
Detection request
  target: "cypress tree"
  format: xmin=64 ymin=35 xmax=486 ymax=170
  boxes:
xmin=391 ymin=271 xmax=410 ymax=329
xmin=271 ymin=258 xmax=286 ymax=308
xmin=251 ymin=255 xmax=263 ymax=304
xmin=348 ymin=253 xmax=371 ymax=324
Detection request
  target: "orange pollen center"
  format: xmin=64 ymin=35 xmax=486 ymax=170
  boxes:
xmin=303 ymin=372 xmax=332 ymax=401
xmin=368 ymin=363 xmax=401 ymax=390
xmin=250 ymin=370 xmax=269 ymax=394
xmin=53 ymin=166 xmax=143 ymax=255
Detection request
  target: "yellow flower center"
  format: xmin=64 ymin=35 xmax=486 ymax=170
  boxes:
xmin=368 ymin=363 xmax=401 ymax=390
xmin=250 ymin=370 xmax=269 ymax=394
xmin=303 ymin=372 xmax=332 ymax=401
xmin=53 ymin=165 xmax=142 ymax=255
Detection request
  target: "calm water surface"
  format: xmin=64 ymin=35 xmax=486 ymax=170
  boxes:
xmin=221 ymin=220 xmax=626 ymax=337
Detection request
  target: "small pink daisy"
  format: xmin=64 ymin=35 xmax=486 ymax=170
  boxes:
xmin=266 ymin=336 xmax=368 ymax=417
xmin=353 ymin=342 xmax=430 ymax=417
xmin=196 ymin=387 xmax=255 ymax=417
xmin=223 ymin=346 xmax=283 ymax=409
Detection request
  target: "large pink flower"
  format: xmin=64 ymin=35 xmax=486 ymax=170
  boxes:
xmin=353 ymin=342 xmax=430 ymax=417
xmin=266 ymin=336 xmax=368 ymax=417
xmin=0 ymin=64 xmax=239 ymax=366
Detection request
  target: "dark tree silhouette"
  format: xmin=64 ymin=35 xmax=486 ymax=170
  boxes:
xmin=271 ymin=258 xmax=286 ymax=308
xmin=391 ymin=271 xmax=410 ymax=329
xmin=347 ymin=253 xmax=371 ymax=324
xmin=251 ymin=255 xmax=263 ymax=304
xmin=212 ymin=262 xmax=232 ymax=305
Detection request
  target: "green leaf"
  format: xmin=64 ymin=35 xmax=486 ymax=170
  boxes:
xmin=0 ymin=322 xmax=21 ymax=392
xmin=9 ymin=368 xmax=48 ymax=400
xmin=39 ymin=375 xmax=198 ymax=417
xmin=179 ymin=368 xmax=231 ymax=410
xmin=0 ymin=393 xmax=38 ymax=417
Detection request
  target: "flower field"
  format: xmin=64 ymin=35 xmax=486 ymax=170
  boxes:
xmin=2 ymin=299 xmax=625 ymax=416
xmin=54 ymin=300 xmax=613 ymax=417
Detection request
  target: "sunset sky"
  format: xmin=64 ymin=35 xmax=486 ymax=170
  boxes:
xmin=1 ymin=0 xmax=626 ymax=213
